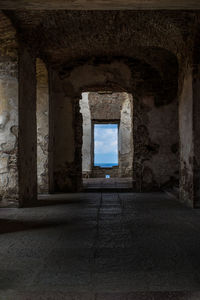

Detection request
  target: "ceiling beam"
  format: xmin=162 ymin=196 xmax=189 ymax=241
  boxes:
xmin=0 ymin=0 xmax=200 ymax=10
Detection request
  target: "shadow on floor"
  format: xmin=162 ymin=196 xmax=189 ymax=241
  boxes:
xmin=1 ymin=291 xmax=200 ymax=300
xmin=0 ymin=218 xmax=70 ymax=234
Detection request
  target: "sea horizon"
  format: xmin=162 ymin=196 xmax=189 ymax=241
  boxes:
xmin=94 ymin=163 xmax=118 ymax=168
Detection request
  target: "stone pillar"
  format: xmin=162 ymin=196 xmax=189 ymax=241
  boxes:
xmin=179 ymin=63 xmax=200 ymax=207
xmin=179 ymin=65 xmax=193 ymax=207
xmin=74 ymin=96 xmax=83 ymax=190
xmin=119 ymin=93 xmax=134 ymax=177
xmin=48 ymin=67 xmax=55 ymax=193
xmin=36 ymin=58 xmax=49 ymax=193
xmin=192 ymin=64 xmax=200 ymax=206
xmin=49 ymin=70 xmax=82 ymax=192
xmin=18 ymin=46 xmax=37 ymax=207
xmin=80 ymin=92 xmax=92 ymax=177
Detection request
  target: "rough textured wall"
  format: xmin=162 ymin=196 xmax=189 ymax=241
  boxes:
xmin=80 ymin=92 xmax=91 ymax=177
xmin=0 ymin=11 xmax=18 ymax=206
xmin=50 ymin=70 xmax=82 ymax=192
xmin=57 ymin=61 xmax=133 ymax=186
xmin=119 ymin=93 xmax=133 ymax=177
xmin=193 ymin=63 xmax=200 ymax=207
xmin=133 ymin=95 xmax=179 ymax=191
xmin=56 ymin=58 xmax=179 ymax=189
xmin=179 ymin=66 xmax=194 ymax=207
xmin=18 ymin=45 xmax=37 ymax=206
xmin=89 ymin=92 xmax=123 ymax=120
xmin=0 ymin=59 xmax=18 ymax=205
xmin=36 ymin=58 xmax=49 ymax=193
xmin=89 ymin=91 xmax=123 ymax=178
xmin=84 ymin=92 xmax=133 ymax=178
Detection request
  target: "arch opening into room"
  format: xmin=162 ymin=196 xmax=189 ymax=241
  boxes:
xmin=80 ymin=91 xmax=134 ymax=190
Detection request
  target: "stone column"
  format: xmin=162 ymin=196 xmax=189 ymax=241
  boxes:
xmin=18 ymin=46 xmax=37 ymax=207
xmin=179 ymin=63 xmax=200 ymax=207
xmin=119 ymin=93 xmax=134 ymax=177
xmin=179 ymin=65 xmax=193 ymax=207
xmin=192 ymin=64 xmax=200 ymax=207
xmin=36 ymin=58 xmax=49 ymax=193
xmin=48 ymin=67 xmax=55 ymax=193
xmin=49 ymin=70 xmax=82 ymax=192
xmin=73 ymin=96 xmax=83 ymax=191
xmin=80 ymin=92 xmax=92 ymax=177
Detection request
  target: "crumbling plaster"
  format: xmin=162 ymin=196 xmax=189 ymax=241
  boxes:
xmin=54 ymin=59 xmax=179 ymax=190
xmin=18 ymin=45 xmax=37 ymax=207
xmin=179 ymin=68 xmax=193 ymax=207
xmin=119 ymin=93 xmax=134 ymax=178
xmin=80 ymin=92 xmax=91 ymax=176
xmin=0 ymin=11 xmax=18 ymax=206
xmin=80 ymin=92 xmax=133 ymax=178
xmin=0 ymin=9 xmax=198 ymax=205
xmin=36 ymin=58 xmax=49 ymax=193
xmin=0 ymin=60 xmax=18 ymax=204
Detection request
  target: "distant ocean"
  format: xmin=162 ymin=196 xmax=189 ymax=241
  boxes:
xmin=94 ymin=163 xmax=118 ymax=168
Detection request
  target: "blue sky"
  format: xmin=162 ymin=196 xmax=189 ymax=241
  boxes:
xmin=94 ymin=124 xmax=118 ymax=165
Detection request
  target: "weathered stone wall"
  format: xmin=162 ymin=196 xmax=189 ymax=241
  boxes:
xmin=18 ymin=45 xmax=37 ymax=206
xmin=0 ymin=59 xmax=18 ymax=205
xmin=133 ymin=95 xmax=179 ymax=191
xmin=193 ymin=62 xmax=200 ymax=207
xmin=80 ymin=92 xmax=91 ymax=177
xmin=36 ymin=58 xmax=49 ymax=193
xmin=80 ymin=92 xmax=133 ymax=178
xmin=119 ymin=93 xmax=134 ymax=177
xmin=50 ymin=70 xmax=82 ymax=192
xmin=91 ymin=166 xmax=119 ymax=178
xmin=88 ymin=92 xmax=133 ymax=178
xmin=0 ymin=12 xmax=18 ymax=206
xmin=2 ymin=9 xmax=196 ymax=203
xmin=89 ymin=92 xmax=123 ymax=120
xmin=178 ymin=64 xmax=195 ymax=207
xmin=57 ymin=60 xmax=179 ymax=190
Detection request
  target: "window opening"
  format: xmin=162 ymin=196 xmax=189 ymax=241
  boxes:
xmin=94 ymin=123 xmax=118 ymax=168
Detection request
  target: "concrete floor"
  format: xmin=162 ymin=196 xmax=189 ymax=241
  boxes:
xmin=83 ymin=178 xmax=133 ymax=191
xmin=1 ymin=192 xmax=200 ymax=299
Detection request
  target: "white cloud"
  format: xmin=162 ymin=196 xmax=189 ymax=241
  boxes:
xmin=94 ymin=127 xmax=118 ymax=154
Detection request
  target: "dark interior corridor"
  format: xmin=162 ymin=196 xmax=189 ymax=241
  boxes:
xmin=1 ymin=1 xmax=200 ymax=298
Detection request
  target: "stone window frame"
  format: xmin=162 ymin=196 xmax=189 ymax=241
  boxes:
xmin=91 ymin=119 xmax=120 ymax=168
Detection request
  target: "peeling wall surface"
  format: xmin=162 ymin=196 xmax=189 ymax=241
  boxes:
xmin=0 ymin=60 xmax=18 ymax=204
xmin=50 ymin=70 xmax=82 ymax=192
xmin=119 ymin=93 xmax=134 ymax=177
xmin=143 ymin=96 xmax=178 ymax=189
xmin=18 ymin=46 xmax=37 ymax=206
xmin=0 ymin=9 xmax=199 ymax=205
xmin=133 ymin=96 xmax=179 ymax=191
xmin=56 ymin=58 xmax=179 ymax=189
xmin=81 ymin=92 xmax=133 ymax=178
xmin=80 ymin=92 xmax=91 ymax=176
xmin=193 ymin=64 xmax=200 ymax=207
xmin=179 ymin=67 xmax=194 ymax=207
xmin=36 ymin=58 xmax=49 ymax=193
xmin=0 ymin=11 xmax=18 ymax=206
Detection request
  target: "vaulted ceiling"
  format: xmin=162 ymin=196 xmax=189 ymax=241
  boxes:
xmin=5 ymin=10 xmax=196 ymax=66
xmin=2 ymin=8 xmax=198 ymax=105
